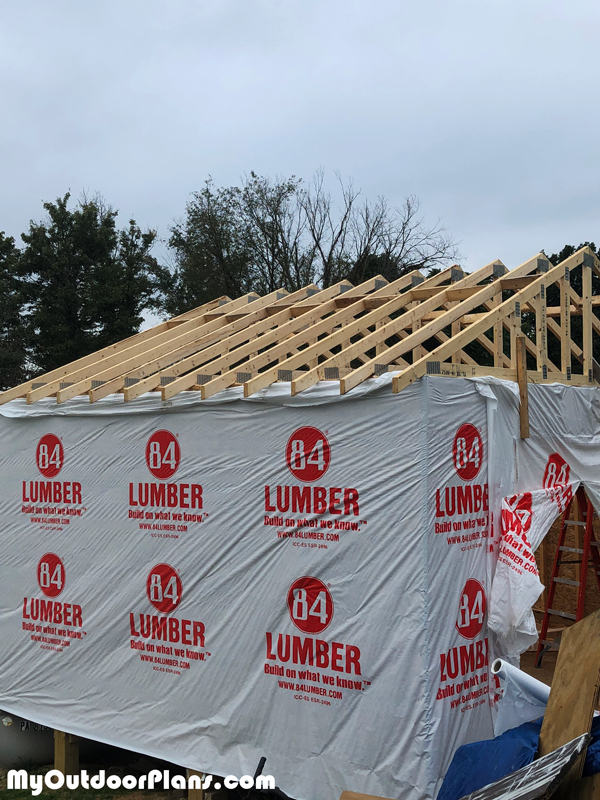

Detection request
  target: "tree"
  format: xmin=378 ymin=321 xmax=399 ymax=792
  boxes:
xmin=162 ymin=180 xmax=254 ymax=317
xmin=300 ymin=171 xmax=458 ymax=287
xmin=162 ymin=171 xmax=459 ymax=315
xmin=0 ymin=232 xmax=27 ymax=389
xmin=20 ymin=193 xmax=162 ymax=374
xmin=88 ymin=219 xmax=165 ymax=349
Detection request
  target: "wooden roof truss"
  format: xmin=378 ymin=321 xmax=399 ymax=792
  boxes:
xmin=2 ymin=246 xmax=600 ymax=408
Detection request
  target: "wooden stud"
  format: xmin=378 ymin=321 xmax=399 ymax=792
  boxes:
xmin=54 ymin=730 xmax=79 ymax=774
xmin=187 ymin=769 xmax=204 ymax=800
xmin=583 ymin=257 xmax=593 ymax=381
xmin=491 ymin=294 xmax=505 ymax=368
xmin=560 ymin=265 xmax=572 ymax=376
xmin=535 ymin=287 xmax=548 ymax=373
xmin=509 ymin=305 xmax=522 ymax=370
xmin=450 ymin=265 xmax=464 ymax=364
xmin=516 ymin=335 xmax=529 ymax=439
xmin=412 ymin=313 xmax=423 ymax=363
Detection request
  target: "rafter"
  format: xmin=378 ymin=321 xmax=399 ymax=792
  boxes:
xmin=3 ymin=247 xmax=599 ymax=407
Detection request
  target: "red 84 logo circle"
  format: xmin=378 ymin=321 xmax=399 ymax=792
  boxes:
xmin=287 ymin=576 xmax=334 ymax=634
xmin=456 ymin=579 xmax=486 ymax=639
xmin=146 ymin=563 xmax=182 ymax=614
xmin=453 ymin=423 xmax=483 ymax=481
xmin=286 ymin=427 xmax=331 ymax=483
xmin=36 ymin=434 xmax=64 ymax=478
xmin=145 ymin=430 xmax=181 ymax=480
xmin=37 ymin=553 xmax=65 ymax=598
xmin=543 ymin=453 xmax=570 ymax=488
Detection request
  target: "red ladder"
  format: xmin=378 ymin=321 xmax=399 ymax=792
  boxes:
xmin=535 ymin=487 xmax=600 ymax=667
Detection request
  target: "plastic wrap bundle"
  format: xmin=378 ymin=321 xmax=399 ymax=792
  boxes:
xmin=492 ymin=659 xmax=550 ymax=736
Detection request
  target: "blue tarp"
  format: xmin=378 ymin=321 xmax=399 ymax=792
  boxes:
xmin=438 ymin=716 xmax=600 ymax=800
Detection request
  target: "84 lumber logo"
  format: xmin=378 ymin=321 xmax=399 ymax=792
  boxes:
xmin=265 ymin=576 xmax=371 ymax=704
xmin=129 ymin=430 xmax=208 ymax=531
xmin=22 ymin=553 xmax=87 ymax=652
xmin=265 ymin=426 xmax=363 ymax=530
xmin=129 ymin=563 xmax=209 ymax=675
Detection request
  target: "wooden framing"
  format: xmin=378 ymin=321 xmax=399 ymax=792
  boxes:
xmin=2 ymin=246 xmax=600 ymax=407
xmin=54 ymin=729 xmax=79 ymax=774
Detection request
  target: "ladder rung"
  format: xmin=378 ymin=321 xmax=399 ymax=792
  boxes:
xmin=565 ymin=520 xmax=587 ymax=527
xmin=548 ymin=608 xmax=577 ymax=620
xmin=559 ymin=546 xmax=584 ymax=554
xmin=540 ymin=639 xmax=561 ymax=649
xmin=553 ymin=577 xmax=580 ymax=586
xmin=591 ymin=542 xmax=600 ymax=548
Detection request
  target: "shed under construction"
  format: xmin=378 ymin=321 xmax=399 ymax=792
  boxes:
xmin=1 ymin=247 xmax=600 ymax=800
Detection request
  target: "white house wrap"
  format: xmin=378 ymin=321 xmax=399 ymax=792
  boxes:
xmin=1 ymin=375 xmax=600 ymax=800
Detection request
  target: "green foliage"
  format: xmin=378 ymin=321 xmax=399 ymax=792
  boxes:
xmin=89 ymin=219 xmax=165 ymax=349
xmin=0 ymin=232 xmax=27 ymax=390
xmin=19 ymin=194 xmax=163 ymax=374
xmin=163 ymin=180 xmax=255 ymax=317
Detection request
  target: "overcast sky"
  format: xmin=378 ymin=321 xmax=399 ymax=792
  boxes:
xmin=2 ymin=0 xmax=600 ymax=279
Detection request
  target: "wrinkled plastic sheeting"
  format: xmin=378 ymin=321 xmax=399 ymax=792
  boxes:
xmin=491 ymin=660 xmax=549 ymax=737
xmin=457 ymin=733 xmax=589 ymax=800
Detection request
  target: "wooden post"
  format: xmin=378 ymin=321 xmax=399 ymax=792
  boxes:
xmin=516 ymin=335 xmax=529 ymax=439
xmin=375 ymin=320 xmax=385 ymax=357
xmin=535 ymin=286 xmax=548 ymax=373
xmin=560 ymin=266 xmax=572 ymax=376
xmin=451 ymin=266 xmax=462 ymax=365
xmin=412 ymin=316 xmax=423 ymax=363
xmin=187 ymin=769 xmax=204 ymax=800
xmin=509 ymin=301 xmax=522 ymax=370
xmin=54 ymin=730 xmax=79 ymax=775
xmin=582 ymin=257 xmax=593 ymax=381
xmin=487 ymin=277 xmax=505 ymax=368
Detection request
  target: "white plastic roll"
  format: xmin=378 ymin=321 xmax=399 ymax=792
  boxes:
xmin=492 ymin=658 xmax=549 ymax=736
xmin=492 ymin=658 xmax=551 ymax=705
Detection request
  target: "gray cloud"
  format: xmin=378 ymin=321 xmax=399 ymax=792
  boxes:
xmin=1 ymin=0 xmax=599 ymax=279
